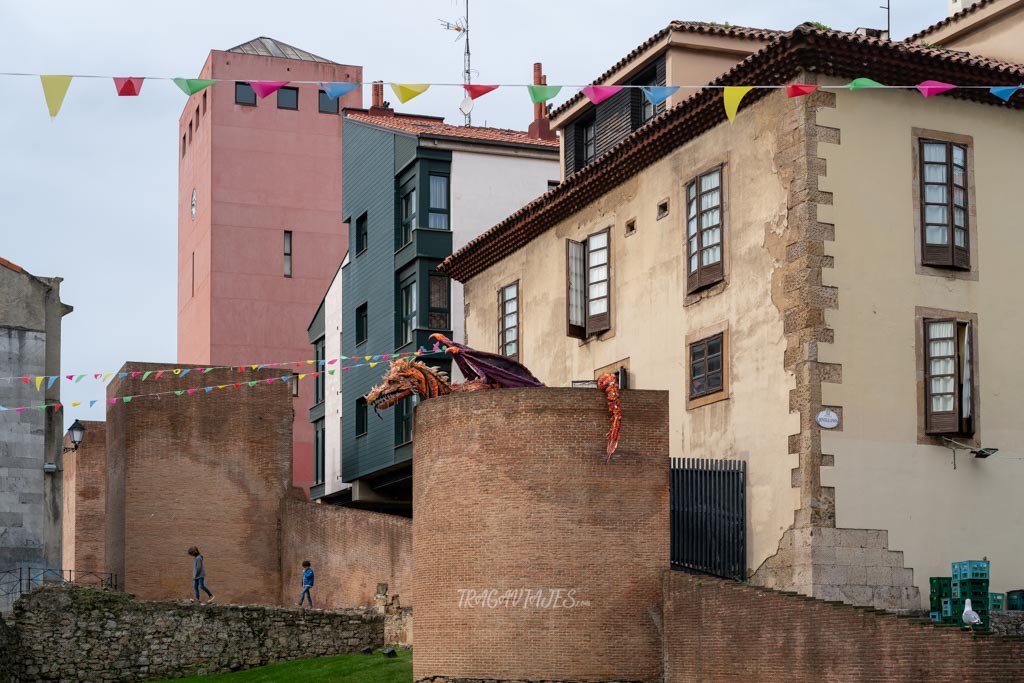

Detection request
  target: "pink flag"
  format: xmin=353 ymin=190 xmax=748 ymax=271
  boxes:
xmin=114 ymin=77 xmax=144 ymax=96
xmin=582 ymin=85 xmax=623 ymax=105
xmin=250 ymin=81 xmax=289 ymax=99
xmin=917 ymin=80 xmax=956 ymax=98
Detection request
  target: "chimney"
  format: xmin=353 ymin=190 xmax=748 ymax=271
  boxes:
xmin=369 ymin=81 xmax=394 ymax=117
xmin=528 ymin=63 xmax=557 ymax=141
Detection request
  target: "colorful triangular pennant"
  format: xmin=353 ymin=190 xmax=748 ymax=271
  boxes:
xmin=527 ymin=84 xmax=562 ymax=104
xmin=114 ymin=77 xmax=144 ymax=96
xmin=464 ymin=84 xmax=499 ymax=99
xmin=641 ymin=86 xmax=679 ymax=105
xmin=582 ymin=85 xmax=623 ymax=105
xmin=723 ymin=86 xmax=753 ymax=123
xmin=250 ymin=81 xmax=289 ymax=99
xmin=990 ymin=85 xmax=1021 ymax=102
xmin=391 ymin=83 xmax=430 ymax=103
xmin=848 ymin=78 xmax=884 ymax=91
xmin=917 ymin=80 xmax=956 ymax=98
xmin=786 ymin=84 xmax=820 ymax=98
xmin=320 ymin=82 xmax=359 ymax=99
xmin=40 ymin=75 xmax=72 ymax=119
xmin=173 ymin=78 xmax=216 ymax=96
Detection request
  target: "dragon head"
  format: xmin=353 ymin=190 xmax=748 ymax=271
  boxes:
xmin=365 ymin=359 xmax=452 ymax=413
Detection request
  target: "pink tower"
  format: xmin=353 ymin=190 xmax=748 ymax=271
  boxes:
xmin=177 ymin=38 xmax=361 ymax=492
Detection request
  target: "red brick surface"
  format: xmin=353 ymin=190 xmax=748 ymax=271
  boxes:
xmin=104 ymin=362 xmax=292 ymax=604
xmin=412 ymin=388 xmax=669 ymax=683
xmin=664 ymin=572 xmax=1024 ymax=682
xmin=279 ymin=496 xmax=412 ymax=609
xmin=61 ymin=421 xmax=106 ymax=573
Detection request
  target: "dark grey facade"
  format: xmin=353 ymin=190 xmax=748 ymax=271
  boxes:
xmin=338 ymin=117 xmax=453 ymax=506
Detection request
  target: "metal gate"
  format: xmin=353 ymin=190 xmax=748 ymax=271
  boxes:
xmin=670 ymin=457 xmax=747 ymax=580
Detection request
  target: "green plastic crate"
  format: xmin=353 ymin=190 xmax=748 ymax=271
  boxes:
xmin=990 ymin=592 xmax=1006 ymax=610
xmin=1008 ymin=590 xmax=1024 ymax=611
xmin=952 ymin=578 xmax=990 ymax=600
xmin=952 ymin=560 xmax=990 ymax=581
xmin=930 ymin=576 xmax=953 ymax=593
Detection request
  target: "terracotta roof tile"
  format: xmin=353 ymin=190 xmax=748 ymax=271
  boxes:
xmin=344 ymin=110 xmax=559 ymax=148
xmin=441 ymin=25 xmax=1024 ymax=282
xmin=0 ymin=256 xmax=23 ymax=274
xmin=550 ymin=21 xmax=783 ymax=119
xmin=906 ymin=0 xmax=999 ymax=42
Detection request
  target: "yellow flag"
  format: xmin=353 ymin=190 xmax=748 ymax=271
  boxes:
xmin=35 ymin=376 xmax=43 ymax=391
xmin=102 ymin=373 xmax=112 ymax=382
xmin=40 ymin=75 xmax=73 ymax=119
xmin=217 ymin=385 xmax=227 ymax=389
xmin=298 ymin=374 xmax=306 ymax=380
xmin=391 ymin=83 xmax=430 ymax=104
xmin=72 ymin=401 xmax=81 ymax=407
xmin=369 ymin=362 xmax=378 ymax=368
xmin=723 ymin=86 xmax=753 ymax=123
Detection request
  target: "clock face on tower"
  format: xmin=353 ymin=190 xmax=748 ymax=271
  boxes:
xmin=191 ymin=189 xmax=197 ymax=220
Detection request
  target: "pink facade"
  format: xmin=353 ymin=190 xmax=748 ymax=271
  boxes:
xmin=178 ymin=42 xmax=361 ymax=491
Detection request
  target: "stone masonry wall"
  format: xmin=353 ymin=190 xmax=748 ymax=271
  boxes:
xmin=0 ymin=615 xmax=15 ymax=683
xmin=10 ymin=586 xmax=383 ymax=682
xmin=279 ymin=495 xmax=413 ymax=609
xmin=665 ymin=571 xmax=1024 ymax=682
xmin=991 ymin=610 xmax=1024 ymax=637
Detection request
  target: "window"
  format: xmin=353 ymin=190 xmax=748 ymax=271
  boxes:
xmin=547 ymin=179 xmax=560 ymax=190
xmin=314 ymin=419 xmax=325 ymax=486
xmin=640 ymin=86 xmax=655 ymax=124
xmin=400 ymin=186 xmax=416 ymax=246
xmin=625 ymin=219 xmax=637 ymax=236
xmin=195 ymin=105 xmax=200 ymax=131
xmin=202 ymin=91 xmax=207 ymax=114
xmin=686 ymin=167 xmax=725 ymax=293
xmin=355 ymin=397 xmax=368 ymax=437
xmin=428 ymin=175 xmax=450 ymax=230
xmin=191 ymin=252 xmax=195 ymax=297
xmin=499 ymin=282 xmax=519 ymax=359
xmin=292 ymin=375 xmax=299 ymax=397
xmin=689 ymin=334 xmax=725 ymax=399
xmin=924 ymin=319 xmax=974 ymax=435
xmin=657 ymin=200 xmax=669 ymax=220
xmin=235 ymin=82 xmax=256 ymax=106
xmin=920 ymin=139 xmax=970 ymax=269
xmin=428 ymin=274 xmax=450 ymax=329
xmin=314 ymin=337 xmax=325 ymax=404
xmin=581 ymin=117 xmax=596 ymax=165
xmin=319 ymin=90 xmax=339 ymax=114
xmin=566 ymin=230 xmax=610 ymax=339
xmin=356 ymin=303 xmax=368 ymax=345
xmin=400 ymin=279 xmax=418 ymax=346
xmin=277 ymin=86 xmax=299 ymax=110
xmin=188 ymin=120 xmax=193 ymax=143
xmin=396 ymin=396 xmax=417 ymax=445
xmin=355 ymin=212 xmax=368 ymax=254
xmin=181 ymin=134 xmax=186 ymax=158
xmin=283 ymin=231 xmax=293 ymax=277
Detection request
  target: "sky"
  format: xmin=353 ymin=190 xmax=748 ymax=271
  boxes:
xmin=0 ymin=0 xmax=947 ymax=426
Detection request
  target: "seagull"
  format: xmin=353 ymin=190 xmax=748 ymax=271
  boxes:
xmin=962 ymin=598 xmax=982 ymax=629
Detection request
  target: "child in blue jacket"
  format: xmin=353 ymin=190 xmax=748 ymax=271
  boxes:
xmin=299 ymin=560 xmax=314 ymax=607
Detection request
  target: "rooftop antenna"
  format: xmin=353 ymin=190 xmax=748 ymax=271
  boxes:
xmin=439 ymin=0 xmax=473 ymax=125
xmin=881 ymin=0 xmax=891 ymax=38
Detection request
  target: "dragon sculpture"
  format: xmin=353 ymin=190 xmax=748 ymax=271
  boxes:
xmin=365 ymin=333 xmax=622 ymax=459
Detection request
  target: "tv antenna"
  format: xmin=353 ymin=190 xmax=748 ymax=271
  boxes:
xmin=881 ymin=0 xmax=891 ymax=38
xmin=439 ymin=0 xmax=473 ymax=124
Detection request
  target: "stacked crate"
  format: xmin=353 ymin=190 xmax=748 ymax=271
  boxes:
xmin=928 ymin=577 xmax=952 ymax=623
xmin=951 ymin=560 xmax=991 ymax=629
xmin=1008 ymin=589 xmax=1024 ymax=611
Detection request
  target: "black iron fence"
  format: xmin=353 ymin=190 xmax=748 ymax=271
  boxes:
xmin=0 ymin=568 xmax=118 ymax=600
xmin=670 ymin=457 xmax=747 ymax=581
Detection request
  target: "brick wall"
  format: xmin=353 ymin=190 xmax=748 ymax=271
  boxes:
xmin=664 ymin=571 xmax=1024 ymax=682
xmin=8 ymin=586 xmax=382 ymax=682
xmin=61 ymin=421 xmax=106 ymax=574
xmin=279 ymin=496 xmax=412 ymax=609
xmin=412 ymin=388 xmax=669 ymax=683
xmin=105 ymin=362 xmax=292 ymax=604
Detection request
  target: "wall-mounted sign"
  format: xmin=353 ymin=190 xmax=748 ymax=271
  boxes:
xmin=816 ymin=408 xmax=840 ymax=430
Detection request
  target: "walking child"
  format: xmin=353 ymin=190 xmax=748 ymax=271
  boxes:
xmin=299 ymin=560 xmax=314 ymax=607
xmin=188 ymin=546 xmax=215 ymax=604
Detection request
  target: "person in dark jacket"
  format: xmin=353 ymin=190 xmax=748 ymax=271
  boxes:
xmin=188 ymin=546 xmax=214 ymax=604
xmin=299 ymin=560 xmax=314 ymax=607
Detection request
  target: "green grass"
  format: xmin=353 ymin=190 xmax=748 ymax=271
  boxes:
xmin=149 ymin=649 xmax=412 ymax=682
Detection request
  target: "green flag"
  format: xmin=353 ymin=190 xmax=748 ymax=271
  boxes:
xmin=847 ymin=78 xmax=884 ymax=91
xmin=527 ymin=84 xmax=562 ymax=104
xmin=174 ymin=78 xmax=216 ymax=96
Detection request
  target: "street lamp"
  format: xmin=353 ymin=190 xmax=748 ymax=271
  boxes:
xmin=63 ymin=419 xmax=86 ymax=453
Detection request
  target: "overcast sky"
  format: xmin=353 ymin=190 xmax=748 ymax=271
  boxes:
xmin=0 ymin=0 xmax=945 ymax=426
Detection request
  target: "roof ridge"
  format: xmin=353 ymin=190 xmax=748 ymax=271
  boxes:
xmin=226 ymin=36 xmax=339 ymax=65
xmin=906 ymin=0 xmax=999 ymax=42
xmin=344 ymin=111 xmax=559 ymax=148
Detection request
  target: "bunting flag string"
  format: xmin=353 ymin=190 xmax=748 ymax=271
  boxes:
xmin=2 ymin=71 xmax=1021 ymax=121
xmin=0 ymin=346 xmax=450 ymax=386
xmin=0 ymin=356 xmax=422 ymax=413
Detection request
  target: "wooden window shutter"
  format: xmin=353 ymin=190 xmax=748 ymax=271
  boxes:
xmin=924 ymin=318 xmax=960 ymax=434
xmin=566 ymin=239 xmax=586 ymax=339
xmin=563 ymin=122 xmax=577 ymax=176
xmin=585 ymin=229 xmax=611 ymax=336
xmin=685 ymin=179 xmax=701 ymax=294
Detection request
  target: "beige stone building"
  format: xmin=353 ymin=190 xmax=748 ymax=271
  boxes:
xmin=441 ymin=21 xmax=1024 ymax=609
